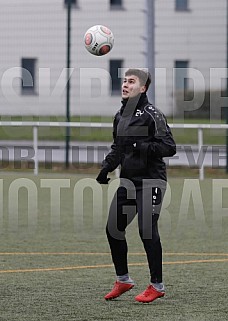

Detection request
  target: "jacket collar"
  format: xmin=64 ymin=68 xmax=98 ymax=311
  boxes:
xmin=120 ymin=93 xmax=148 ymax=115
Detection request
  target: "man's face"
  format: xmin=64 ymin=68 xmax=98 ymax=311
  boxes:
xmin=121 ymin=75 xmax=146 ymax=99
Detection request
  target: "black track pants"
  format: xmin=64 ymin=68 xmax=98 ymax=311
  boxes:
xmin=106 ymin=180 xmax=166 ymax=283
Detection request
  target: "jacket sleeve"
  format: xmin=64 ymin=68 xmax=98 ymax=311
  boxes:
xmin=148 ymin=125 xmax=176 ymax=158
xmin=139 ymin=108 xmax=176 ymax=158
xmin=101 ymin=114 xmax=122 ymax=172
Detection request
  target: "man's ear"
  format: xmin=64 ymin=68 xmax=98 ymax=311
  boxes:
xmin=140 ymin=85 xmax=146 ymax=93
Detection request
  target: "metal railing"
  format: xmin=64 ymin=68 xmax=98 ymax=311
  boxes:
xmin=0 ymin=121 xmax=227 ymax=179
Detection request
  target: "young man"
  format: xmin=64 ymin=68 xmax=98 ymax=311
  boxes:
xmin=96 ymin=69 xmax=176 ymax=303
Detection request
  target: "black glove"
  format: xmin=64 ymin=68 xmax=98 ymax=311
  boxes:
xmin=96 ymin=168 xmax=110 ymax=184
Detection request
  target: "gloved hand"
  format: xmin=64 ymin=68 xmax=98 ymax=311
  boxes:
xmin=96 ymin=168 xmax=110 ymax=184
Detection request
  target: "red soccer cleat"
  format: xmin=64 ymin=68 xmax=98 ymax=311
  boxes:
xmin=104 ymin=281 xmax=134 ymax=300
xmin=135 ymin=285 xmax=165 ymax=303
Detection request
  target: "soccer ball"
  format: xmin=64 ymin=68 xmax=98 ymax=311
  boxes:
xmin=84 ymin=25 xmax=114 ymax=56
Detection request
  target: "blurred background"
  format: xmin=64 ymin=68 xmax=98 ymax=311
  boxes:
xmin=0 ymin=0 xmax=227 ymax=175
xmin=0 ymin=0 xmax=226 ymax=117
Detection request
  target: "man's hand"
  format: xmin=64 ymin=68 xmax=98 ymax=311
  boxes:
xmin=96 ymin=168 xmax=110 ymax=184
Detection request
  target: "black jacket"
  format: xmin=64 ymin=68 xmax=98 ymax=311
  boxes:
xmin=102 ymin=93 xmax=176 ymax=185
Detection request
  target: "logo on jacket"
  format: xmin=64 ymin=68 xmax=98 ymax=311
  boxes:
xmin=135 ymin=109 xmax=144 ymax=117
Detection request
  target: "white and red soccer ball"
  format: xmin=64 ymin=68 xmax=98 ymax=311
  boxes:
xmin=84 ymin=25 xmax=114 ymax=56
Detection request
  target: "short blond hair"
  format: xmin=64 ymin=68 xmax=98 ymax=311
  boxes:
xmin=125 ymin=69 xmax=151 ymax=92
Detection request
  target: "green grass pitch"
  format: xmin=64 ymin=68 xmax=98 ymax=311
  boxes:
xmin=0 ymin=173 xmax=227 ymax=321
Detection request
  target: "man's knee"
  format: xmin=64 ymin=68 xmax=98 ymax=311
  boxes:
xmin=106 ymin=221 xmax=126 ymax=241
xmin=139 ymin=213 xmax=160 ymax=241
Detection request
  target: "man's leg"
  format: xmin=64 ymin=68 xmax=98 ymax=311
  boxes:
xmin=135 ymin=185 xmax=166 ymax=303
xmin=141 ymin=216 xmax=163 ymax=283
xmin=106 ymin=185 xmax=137 ymax=276
xmin=105 ymin=185 xmax=137 ymax=300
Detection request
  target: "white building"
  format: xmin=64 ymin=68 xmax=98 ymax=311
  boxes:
xmin=155 ymin=0 xmax=227 ymax=118
xmin=0 ymin=0 xmax=226 ymax=117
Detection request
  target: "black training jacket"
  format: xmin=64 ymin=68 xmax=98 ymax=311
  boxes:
xmin=102 ymin=93 xmax=176 ymax=185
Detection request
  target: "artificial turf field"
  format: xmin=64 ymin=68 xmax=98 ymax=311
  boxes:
xmin=0 ymin=173 xmax=228 ymax=321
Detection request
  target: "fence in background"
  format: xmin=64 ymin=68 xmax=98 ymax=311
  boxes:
xmin=0 ymin=121 xmax=227 ymax=180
